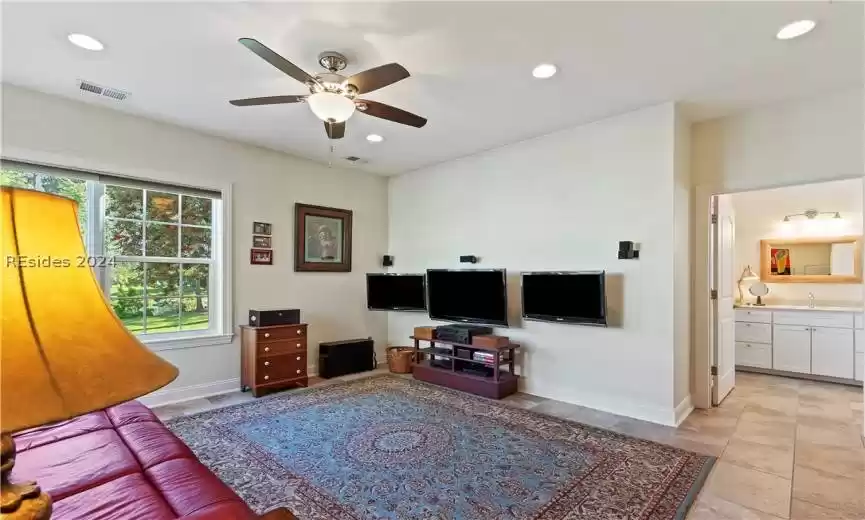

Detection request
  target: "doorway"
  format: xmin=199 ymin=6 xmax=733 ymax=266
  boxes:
xmin=706 ymin=179 xmax=865 ymax=414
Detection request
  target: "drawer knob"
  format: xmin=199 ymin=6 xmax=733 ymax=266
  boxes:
xmin=296 ymin=343 xmax=301 ymax=348
xmin=296 ymin=369 xmax=301 ymax=374
xmin=296 ymin=356 xmax=301 ymax=361
xmin=297 ymin=329 xmax=301 ymax=334
xmin=265 ymin=333 xmax=270 ymax=338
xmin=264 ymin=347 xmax=270 ymax=352
xmin=264 ymin=375 xmax=269 ymax=381
xmin=264 ymin=361 xmax=270 ymax=367
xmin=745 ymin=324 xmax=751 ymax=327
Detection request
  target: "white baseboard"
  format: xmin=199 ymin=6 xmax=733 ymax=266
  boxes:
xmin=140 ymin=378 xmax=240 ymax=408
xmin=523 ymin=380 xmax=680 ymax=426
xmin=141 ymin=362 xmax=388 ymax=409
xmin=673 ymin=395 xmax=694 ymax=426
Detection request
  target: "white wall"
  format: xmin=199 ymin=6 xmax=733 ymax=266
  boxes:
xmin=731 ymin=179 xmax=863 ymax=305
xmin=1 ymin=85 xmax=389 ymax=405
xmin=388 ymin=103 xmax=687 ymax=425
xmin=691 ymin=88 xmax=865 ymax=409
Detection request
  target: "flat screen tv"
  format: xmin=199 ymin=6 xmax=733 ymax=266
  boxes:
xmin=521 ymin=271 xmax=607 ymax=326
xmin=426 ymin=269 xmax=508 ymax=326
xmin=366 ymin=273 xmax=426 ymax=311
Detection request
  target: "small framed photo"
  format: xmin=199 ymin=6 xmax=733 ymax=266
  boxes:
xmin=253 ymin=221 xmax=272 ymax=235
xmin=250 ymin=248 xmax=273 ymax=265
xmin=252 ymin=235 xmax=272 ymax=248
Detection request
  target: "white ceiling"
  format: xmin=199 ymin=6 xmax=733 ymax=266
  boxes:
xmin=2 ymin=2 xmax=862 ymax=175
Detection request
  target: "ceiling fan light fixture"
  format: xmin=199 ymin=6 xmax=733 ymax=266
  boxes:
xmin=307 ymin=92 xmax=356 ymax=123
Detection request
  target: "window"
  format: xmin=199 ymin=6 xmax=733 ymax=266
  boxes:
xmin=1 ymin=161 xmax=228 ymax=347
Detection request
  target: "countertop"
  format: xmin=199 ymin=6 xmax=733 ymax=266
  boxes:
xmin=735 ymin=303 xmax=864 ymax=313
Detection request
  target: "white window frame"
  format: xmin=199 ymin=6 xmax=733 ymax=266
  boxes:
xmin=1 ymin=159 xmax=234 ymax=351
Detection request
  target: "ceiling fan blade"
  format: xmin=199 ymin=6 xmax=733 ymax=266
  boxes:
xmin=324 ymin=121 xmax=345 ymax=139
xmin=238 ymin=38 xmax=320 ymax=87
xmin=346 ymin=63 xmax=409 ymax=94
xmin=229 ymin=95 xmax=307 ymax=106
xmin=357 ymin=100 xmax=427 ymax=128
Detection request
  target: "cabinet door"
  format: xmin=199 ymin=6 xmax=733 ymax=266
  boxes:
xmin=773 ymin=325 xmax=812 ymax=374
xmin=811 ymin=327 xmax=854 ymax=379
xmin=856 ymin=352 xmax=864 ymax=382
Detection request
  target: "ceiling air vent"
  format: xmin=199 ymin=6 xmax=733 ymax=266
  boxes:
xmin=77 ymin=80 xmax=130 ymax=101
xmin=344 ymin=156 xmax=368 ymax=164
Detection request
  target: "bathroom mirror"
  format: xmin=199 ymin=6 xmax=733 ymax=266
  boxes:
xmin=760 ymin=236 xmax=862 ymax=283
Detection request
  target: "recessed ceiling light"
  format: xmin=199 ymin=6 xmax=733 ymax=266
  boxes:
xmin=776 ymin=20 xmax=816 ymax=40
xmin=366 ymin=134 xmax=384 ymax=143
xmin=67 ymin=33 xmax=104 ymax=51
xmin=532 ymin=63 xmax=557 ymax=79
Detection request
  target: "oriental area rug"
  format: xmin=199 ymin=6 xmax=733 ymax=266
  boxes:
xmin=167 ymin=375 xmax=714 ymax=520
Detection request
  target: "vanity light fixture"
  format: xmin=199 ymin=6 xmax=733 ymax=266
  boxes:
xmin=782 ymin=209 xmax=841 ymax=222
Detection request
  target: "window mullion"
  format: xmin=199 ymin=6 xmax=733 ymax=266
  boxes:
xmin=141 ymin=189 xmax=148 ymax=334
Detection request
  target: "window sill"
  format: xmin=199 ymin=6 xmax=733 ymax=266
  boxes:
xmin=143 ymin=332 xmax=235 ymax=352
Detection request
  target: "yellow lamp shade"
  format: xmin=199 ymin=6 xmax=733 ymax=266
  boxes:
xmin=1 ymin=187 xmax=178 ymax=433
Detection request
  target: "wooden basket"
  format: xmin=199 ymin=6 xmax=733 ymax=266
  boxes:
xmin=386 ymin=346 xmax=415 ymax=374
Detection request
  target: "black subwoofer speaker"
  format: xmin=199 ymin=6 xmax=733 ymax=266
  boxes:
xmin=319 ymin=338 xmax=376 ymax=378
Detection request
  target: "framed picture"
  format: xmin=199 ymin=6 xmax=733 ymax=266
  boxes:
xmin=252 ymin=235 xmax=272 ymax=248
xmin=253 ymin=221 xmax=272 ymax=235
xmin=295 ymin=203 xmax=352 ymax=272
xmin=250 ymin=248 xmax=273 ymax=265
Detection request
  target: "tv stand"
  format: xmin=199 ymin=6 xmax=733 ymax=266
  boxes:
xmin=410 ymin=335 xmax=520 ymax=399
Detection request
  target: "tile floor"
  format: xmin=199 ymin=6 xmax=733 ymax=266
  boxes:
xmin=151 ymin=370 xmax=864 ymax=520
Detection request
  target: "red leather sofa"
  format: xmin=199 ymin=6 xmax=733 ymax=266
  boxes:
xmin=11 ymin=401 xmax=257 ymax=519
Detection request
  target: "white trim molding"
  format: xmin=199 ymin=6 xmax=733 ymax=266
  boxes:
xmin=674 ymin=395 xmax=694 ymax=426
xmin=139 ymin=378 xmax=240 ymax=408
xmin=144 ymin=332 xmax=235 ymax=352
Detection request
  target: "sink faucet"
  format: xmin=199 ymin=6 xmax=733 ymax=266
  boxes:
xmin=808 ymin=292 xmax=815 ymax=309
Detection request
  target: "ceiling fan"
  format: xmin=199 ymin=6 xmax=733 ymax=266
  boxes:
xmin=230 ymin=38 xmax=427 ymax=140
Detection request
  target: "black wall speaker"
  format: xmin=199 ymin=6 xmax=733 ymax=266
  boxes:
xmin=382 ymin=255 xmax=393 ymax=267
xmin=459 ymin=255 xmax=478 ymax=264
xmin=617 ymin=241 xmax=639 ymax=259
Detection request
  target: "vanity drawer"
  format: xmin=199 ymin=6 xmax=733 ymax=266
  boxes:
xmin=735 ymin=309 xmax=772 ymax=324
xmin=736 ymin=342 xmax=772 ymax=369
xmin=735 ymin=322 xmax=771 ymax=344
xmin=772 ymin=311 xmax=854 ymax=329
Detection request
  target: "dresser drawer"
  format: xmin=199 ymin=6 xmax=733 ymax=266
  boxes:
xmin=256 ymin=325 xmax=307 ymax=342
xmin=735 ymin=322 xmax=771 ymax=344
xmin=257 ymin=338 xmax=307 ymax=357
xmin=772 ymin=311 xmax=853 ymax=329
xmin=735 ymin=309 xmax=772 ymax=324
xmin=736 ymin=342 xmax=772 ymax=369
xmin=256 ymin=353 xmax=307 ymax=384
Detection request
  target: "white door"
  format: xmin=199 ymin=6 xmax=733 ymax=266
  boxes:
xmin=773 ymin=325 xmax=812 ymax=374
xmin=811 ymin=327 xmax=855 ymax=379
xmin=712 ymin=194 xmax=736 ymax=405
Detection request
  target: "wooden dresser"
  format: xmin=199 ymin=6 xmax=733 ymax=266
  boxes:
xmin=240 ymin=323 xmax=308 ymax=397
